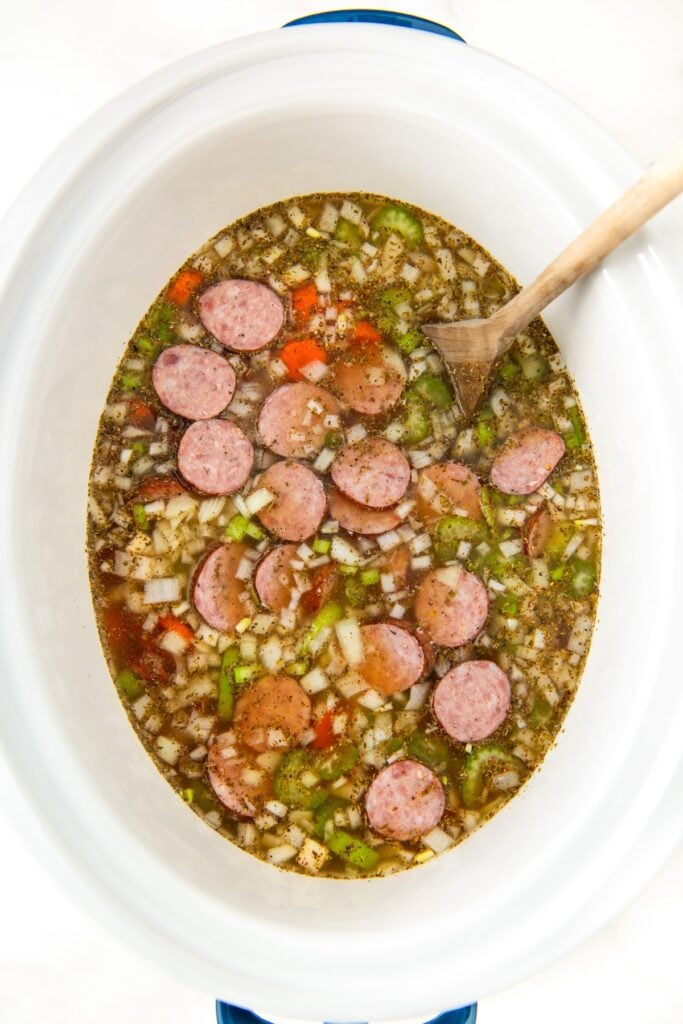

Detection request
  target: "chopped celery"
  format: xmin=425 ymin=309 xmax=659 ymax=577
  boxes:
xmin=233 ymin=663 xmax=259 ymax=686
xmin=119 ymin=372 xmax=140 ymax=391
xmin=377 ymin=286 xmax=411 ymax=308
xmin=344 ymin=578 xmax=365 ymax=607
xmin=147 ymin=302 xmax=175 ymax=342
xmin=550 ymin=564 xmax=566 ymax=582
xmin=563 ymin=405 xmax=586 ymax=450
xmin=130 ymin=440 xmax=146 ymax=458
xmin=482 ymin=274 xmax=506 ymax=298
xmin=299 ymin=239 xmax=324 ymax=269
xmin=408 ymin=372 xmax=453 ymax=410
xmin=226 ymin=514 xmax=249 ymax=542
xmin=132 ymin=503 xmax=149 ymax=531
xmin=371 ymin=204 xmax=423 ymax=247
xmin=218 ymin=646 xmax=240 ymax=721
xmin=182 ymin=788 xmax=194 ymax=804
xmin=435 ymin=515 xmax=482 ymax=545
xmin=567 ymin=557 xmax=596 ymax=598
xmin=337 ymin=564 xmax=358 ymax=576
xmin=334 ymin=218 xmax=362 ymax=249
xmin=301 ymin=600 xmax=344 ymax=652
xmin=328 ymin=830 xmax=379 ymax=871
xmin=529 ymin=696 xmax=554 ymax=727
xmin=479 ymin=485 xmax=497 ymax=533
xmin=316 ymin=742 xmax=359 ymax=781
xmin=245 ymin=520 xmax=265 ymax=541
xmin=116 ymin=668 xmax=143 ymax=701
xmin=324 ymin=429 xmax=343 ymax=449
xmin=360 ymin=568 xmax=380 ymax=586
xmin=407 ymin=731 xmax=451 ymax=771
xmin=395 ymin=329 xmax=423 ymax=354
xmin=475 ymin=411 xmax=495 ymax=448
xmin=402 ymin=393 xmax=431 ymax=445
xmin=461 ymin=744 xmax=525 ymax=808
xmin=134 ymin=335 xmax=157 ymax=356
xmin=545 ymin=522 xmax=574 ymax=558
xmin=312 ymin=538 xmax=331 ymax=555
xmin=274 ymin=750 xmax=326 ymax=810
xmin=287 ymin=659 xmax=309 ymax=678
xmin=497 ymin=358 xmax=520 ymax=383
xmin=192 ymin=781 xmax=218 ymax=813
xmin=518 ymin=352 xmax=550 ymax=382
xmin=313 ymin=796 xmax=349 ymax=840
xmin=495 ymin=592 xmax=519 ymax=616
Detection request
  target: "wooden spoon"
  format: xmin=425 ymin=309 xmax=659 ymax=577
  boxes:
xmin=422 ymin=145 xmax=683 ymax=420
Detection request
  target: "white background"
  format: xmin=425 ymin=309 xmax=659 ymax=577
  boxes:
xmin=1 ymin=1 xmax=682 ymax=1021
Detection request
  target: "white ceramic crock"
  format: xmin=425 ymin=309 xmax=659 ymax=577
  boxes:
xmin=1 ymin=19 xmax=682 ymax=1023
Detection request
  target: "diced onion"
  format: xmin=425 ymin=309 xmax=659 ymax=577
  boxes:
xmin=330 ymin=536 xmax=362 ymax=566
xmin=376 ymin=530 xmax=401 ymax=552
xmin=423 ymin=827 xmax=453 ymax=854
xmin=143 ymin=578 xmax=181 ymax=604
xmin=301 ymin=667 xmax=329 ymax=695
xmin=245 ymin=488 xmax=275 ymax=515
xmin=335 ymin=618 xmax=364 ymax=666
xmin=300 ymin=360 xmax=329 ymax=383
xmin=313 ymin=447 xmax=335 ymax=472
xmin=435 ymin=564 xmax=463 ymax=590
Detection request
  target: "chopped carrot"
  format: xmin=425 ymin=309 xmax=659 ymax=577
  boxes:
xmin=158 ymin=615 xmax=194 ymax=643
xmin=352 ymin=320 xmax=382 ymax=344
xmin=166 ymin=268 xmax=204 ymax=306
xmin=129 ymin=399 xmax=157 ymax=432
xmin=279 ymin=338 xmax=327 ymax=381
xmin=311 ymin=709 xmax=336 ymax=750
xmin=291 ymin=281 xmax=318 ymax=320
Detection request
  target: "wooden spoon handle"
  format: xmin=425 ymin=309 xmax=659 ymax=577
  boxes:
xmin=492 ymin=143 xmax=683 ymax=355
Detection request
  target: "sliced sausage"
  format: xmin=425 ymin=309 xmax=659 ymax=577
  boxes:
xmin=132 ymin=475 xmax=186 ymax=503
xmin=433 ymin=660 xmax=511 ymax=742
xmin=192 ymin=542 xmax=254 ymax=632
xmin=416 ymin=462 xmax=482 ymax=523
xmin=152 ymin=344 xmax=236 ymax=420
xmin=523 ymin=503 xmax=552 ymax=557
xmin=332 ymin=345 xmax=406 ymax=415
xmin=490 ymin=427 xmax=565 ymax=495
xmin=257 ymin=382 xmax=341 ymax=458
xmin=328 ymin=488 xmax=402 ymax=536
xmin=357 ymin=623 xmax=425 ymax=695
xmin=331 ymin=437 xmax=410 ymax=509
xmin=253 ymin=544 xmax=300 ymax=612
xmin=256 ymin=461 xmax=326 ymax=542
xmin=365 ymin=759 xmax=445 ymax=841
xmin=177 ymin=419 xmax=254 ymax=495
xmin=415 ymin=565 xmax=489 ymax=647
xmin=198 ymin=279 xmax=284 ymax=352
xmin=234 ymin=675 xmax=311 ymax=752
xmin=207 ymin=733 xmax=271 ymax=817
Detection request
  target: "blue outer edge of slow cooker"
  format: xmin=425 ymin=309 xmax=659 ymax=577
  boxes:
xmin=215 ymin=1004 xmax=478 ymax=1024
xmin=284 ymin=8 xmax=465 ymax=43
xmin=217 ymin=9 xmax=472 ymax=1024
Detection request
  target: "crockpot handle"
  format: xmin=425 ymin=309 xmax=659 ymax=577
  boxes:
xmin=215 ymin=1002 xmax=478 ymax=1024
xmin=216 ymin=11 xmax=471 ymax=1024
xmin=283 ymin=9 xmax=465 ymax=42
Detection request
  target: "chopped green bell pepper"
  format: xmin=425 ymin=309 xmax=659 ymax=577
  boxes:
xmin=316 ymin=742 xmax=359 ymax=781
xmin=218 ymin=646 xmax=240 ymax=721
xmin=461 ymin=744 xmax=525 ymax=808
xmin=301 ymin=600 xmax=344 ymax=653
xmin=274 ymin=750 xmax=326 ymax=810
xmin=327 ymin=829 xmax=379 ymax=871
xmin=132 ymin=503 xmax=149 ymax=531
xmin=408 ymin=372 xmax=453 ymax=410
xmin=116 ymin=668 xmax=143 ymax=701
xmin=407 ymin=731 xmax=451 ymax=771
xmin=371 ymin=204 xmax=423 ymax=247
xmin=334 ymin=218 xmax=362 ymax=249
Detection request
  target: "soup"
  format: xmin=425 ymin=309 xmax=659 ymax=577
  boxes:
xmin=87 ymin=193 xmax=600 ymax=878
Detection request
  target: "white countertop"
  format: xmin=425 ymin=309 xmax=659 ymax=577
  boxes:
xmin=1 ymin=1 xmax=682 ymax=1021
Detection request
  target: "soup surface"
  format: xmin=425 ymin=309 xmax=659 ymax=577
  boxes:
xmin=88 ymin=193 xmax=600 ymax=878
